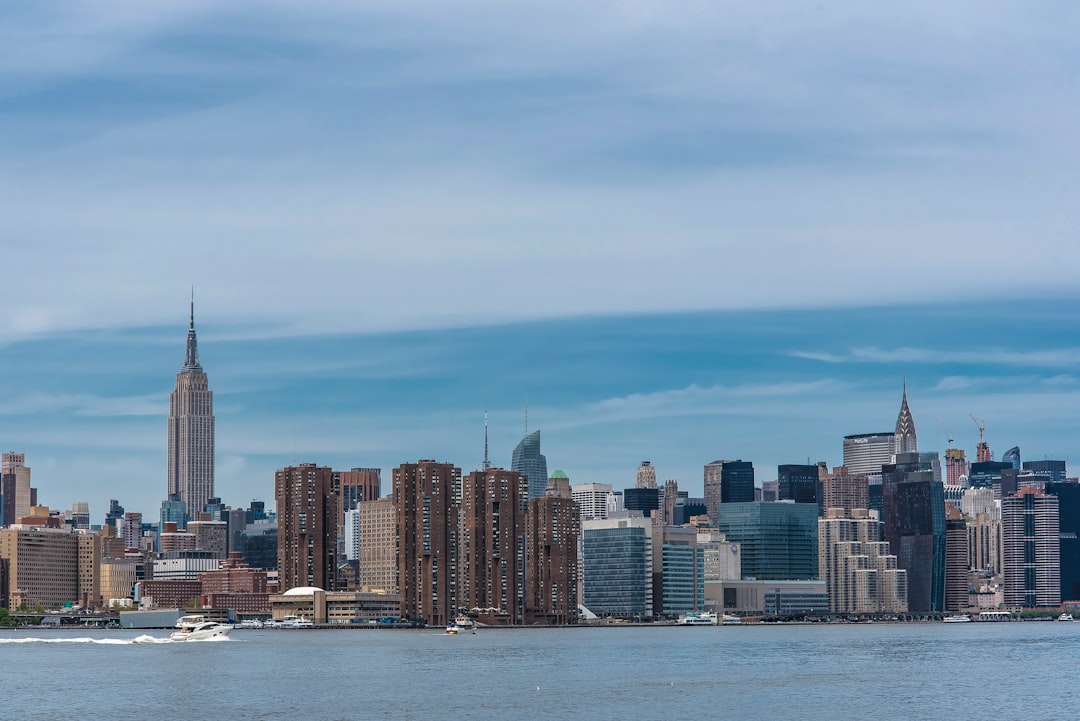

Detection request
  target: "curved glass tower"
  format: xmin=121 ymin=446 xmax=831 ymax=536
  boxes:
xmin=512 ymin=430 xmax=548 ymax=500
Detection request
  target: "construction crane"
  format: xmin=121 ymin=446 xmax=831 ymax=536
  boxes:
xmin=970 ymin=413 xmax=992 ymax=462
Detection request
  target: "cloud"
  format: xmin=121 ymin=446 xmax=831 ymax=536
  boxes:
xmin=0 ymin=393 xmax=167 ymax=417
xmin=791 ymin=347 xmax=1080 ymax=368
xmin=0 ymin=2 xmax=1078 ymax=342
xmin=567 ymin=379 xmax=848 ymax=427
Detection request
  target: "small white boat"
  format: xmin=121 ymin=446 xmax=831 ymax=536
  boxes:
xmin=454 ymin=615 xmax=475 ymax=630
xmin=677 ymin=612 xmax=718 ymax=626
xmin=1057 ymin=613 xmax=1074 ymax=622
xmin=721 ymin=614 xmax=742 ymax=625
xmin=943 ymin=614 xmax=972 ymax=623
xmin=170 ymin=615 xmax=232 ymax=641
xmin=235 ymin=619 xmax=264 ymax=629
xmin=277 ymin=615 xmax=314 ymax=629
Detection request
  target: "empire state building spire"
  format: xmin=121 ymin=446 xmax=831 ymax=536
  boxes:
xmin=894 ymin=379 xmax=918 ymax=456
xmin=182 ymin=296 xmax=203 ymax=372
xmin=168 ymin=297 xmax=215 ymax=518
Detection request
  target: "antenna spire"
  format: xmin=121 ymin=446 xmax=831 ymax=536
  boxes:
xmin=182 ymin=289 xmax=203 ymax=373
xmin=483 ymin=405 xmax=491 ymax=471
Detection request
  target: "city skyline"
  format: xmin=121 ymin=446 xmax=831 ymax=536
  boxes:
xmin=1 ymin=300 xmax=1078 ymax=520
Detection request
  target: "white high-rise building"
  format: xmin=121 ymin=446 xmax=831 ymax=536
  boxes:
xmin=167 ymin=301 xmax=215 ymax=519
xmin=344 ymin=507 xmax=361 ymax=561
xmin=571 ymin=483 xmax=614 ymax=521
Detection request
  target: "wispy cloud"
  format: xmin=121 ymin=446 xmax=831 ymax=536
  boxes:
xmin=0 ymin=393 xmax=167 ymax=418
xmin=565 ymin=380 xmax=848 ymax=427
xmin=791 ymin=347 xmax=1080 ymax=368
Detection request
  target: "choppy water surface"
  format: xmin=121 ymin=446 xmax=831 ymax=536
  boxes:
xmin=3 ymin=623 xmax=1077 ymax=721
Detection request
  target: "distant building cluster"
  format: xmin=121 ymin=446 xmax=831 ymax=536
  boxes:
xmin=1 ymin=310 xmax=1078 ymax=626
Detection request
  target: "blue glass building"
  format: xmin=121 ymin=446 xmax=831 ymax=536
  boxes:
xmin=716 ymin=502 xmax=818 ymax=580
xmin=582 ymin=518 xmax=652 ymax=619
xmin=511 ymin=430 xmax=548 ymax=500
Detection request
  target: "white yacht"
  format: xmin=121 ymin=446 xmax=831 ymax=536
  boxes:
xmin=170 ymin=615 xmax=232 ymax=641
xmin=1057 ymin=613 xmax=1074 ymax=622
xmin=721 ymin=614 xmax=742 ymax=625
xmin=677 ymin=612 xmax=718 ymax=626
xmin=277 ymin=615 xmax=315 ymax=629
xmin=943 ymin=614 xmax=972 ymax=623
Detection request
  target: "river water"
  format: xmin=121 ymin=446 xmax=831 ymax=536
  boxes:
xmin=2 ymin=622 xmax=1076 ymax=721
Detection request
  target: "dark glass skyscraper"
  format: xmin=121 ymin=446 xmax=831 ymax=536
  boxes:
xmin=778 ymin=464 xmax=820 ymax=506
xmin=1045 ymin=482 xmax=1080 ymax=602
xmin=882 ymin=453 xmax=945 ymax=613
xmin=512 ymin=430 xmax=548 ymax=500
xmin=704 ymin=460 xmax=755 ymax=525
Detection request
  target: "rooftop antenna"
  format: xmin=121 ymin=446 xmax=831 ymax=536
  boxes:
xmin=482 ymin=404 xmax=492 ymax=471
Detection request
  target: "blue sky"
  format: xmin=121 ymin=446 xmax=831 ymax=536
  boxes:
xmin=1 ymin=2 xmax=1078 ymax=519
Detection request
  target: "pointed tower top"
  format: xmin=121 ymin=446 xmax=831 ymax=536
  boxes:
xmin=181 ymin=293 xmax=203 ymax=373
xmin=894 ymin=380 xmax=917 ymax=455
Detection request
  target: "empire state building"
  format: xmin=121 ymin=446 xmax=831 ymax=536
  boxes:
xmin=167 ymin=302 xmax=215 ymax=518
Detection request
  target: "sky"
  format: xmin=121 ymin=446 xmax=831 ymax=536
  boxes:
xmin=1 ymin=2 xmax=1078 ymax=519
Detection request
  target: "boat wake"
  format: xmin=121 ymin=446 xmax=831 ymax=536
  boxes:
xmin=0 ymin=634 xmax=233 ymax=645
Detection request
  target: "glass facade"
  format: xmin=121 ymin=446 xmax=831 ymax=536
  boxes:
xmin=716 ymin=502 xmax=818 ymax=580
xmin=661 ymin=543 xmax=705 ymax=616
xmin=582 ymin=526 xmax=651 ymax=618
xmin=511 ymin=430 xmax=548 ymax=500
xmin=882 ymin=455 xmax=945 ymax=613
xmin=777 ymin=464 xmax=819 ymax=506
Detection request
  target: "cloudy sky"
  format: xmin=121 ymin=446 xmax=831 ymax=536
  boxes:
xmin=2 ymin=1 xmax=1078 ymax=520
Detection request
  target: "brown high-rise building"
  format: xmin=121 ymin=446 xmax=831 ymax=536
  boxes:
xmin=945 ymin=448 xmax=969 ymax=487
xmin=394 ymin=460 xmax=460 ymax=626
xmin=944 ymin=507 xmax=969 ymax=612
xmin=820 ymin=467 xmax=870 ymax=517
xmin=526 ymin=481 xmax=579 ymax=625
xmin=459 ymin=468 xmax=528 ymax=623
xmin=338 ymin=468 xmax=381 ymax=524
xmin=276 ymin=464 xmax=339 ymax=592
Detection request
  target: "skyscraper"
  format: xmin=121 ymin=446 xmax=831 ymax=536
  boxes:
xmin=818 ymin=509 xmax=907 ymax=614
xmin=394 ymin=460 xmax=461 ymax=626
xmin=944 ymin=507 xmax=969 ymax=612
xmin=893 ymin=382 xmax=918 ymax=457
xmin=2 ymin=452 xmax=32 ymax=524
xmin=525 ymin=477 xmax=580 ymax=625
xmin=842 ymin=433 xmax=894 ymax=478
xmin=703 ymin=460 xmax=755 ymax=525
xmin=338 ymin=468 xmax=381 ymax=524
xmin=820 ymin=466 xmax=870 ymax=516
xmin=1002 ymin=487 xmax=1060 ymax=608
xmin=275 ymin=463 xmax=339 ymax=591
xmin=511 ymin=430 xmax=548 ymax=500
xmin=716 ymin=502 xmax=819 ymax=580
xmin=636 ymin=461 xmax=657 ymax=489
xmin=167 ymin=302 xmax=215 ymax=518
xmin=777 ymin=464 xmax=821 ymax=506
xmin=459 ymin=468 xmax=528 ymax=623
xmin=882 ymin=453 xmax=945 ymax=614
